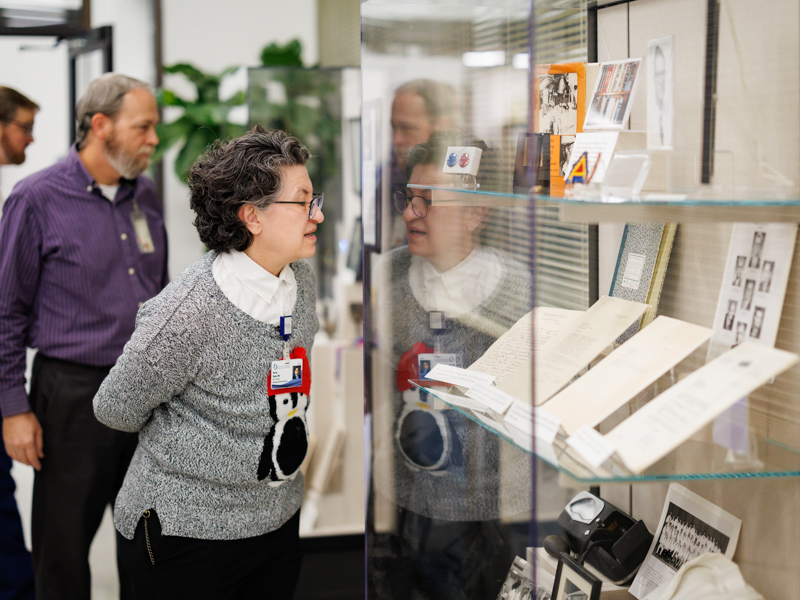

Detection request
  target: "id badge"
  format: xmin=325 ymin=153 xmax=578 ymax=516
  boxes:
xmin=131 ymin=209 xmax=155 ymax=254
xmin=270 ymin=358 xmax=304 ymax=390
xmin=418 ymin=353 xmax=461 ymax=379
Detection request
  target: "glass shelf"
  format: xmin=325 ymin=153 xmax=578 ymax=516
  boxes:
xmin=411 ymin=381 xmax=800 ymax=484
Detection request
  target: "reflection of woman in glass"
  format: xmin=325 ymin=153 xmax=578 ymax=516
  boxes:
xmin=375 ymin=131 xmax=532 ymax=600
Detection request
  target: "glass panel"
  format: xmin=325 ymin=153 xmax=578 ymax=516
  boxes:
xmin=362 ymin=2 xmax=535 ymax=599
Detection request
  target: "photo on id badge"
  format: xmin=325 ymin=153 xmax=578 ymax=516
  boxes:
xmin=418 ymin=353 xmax=461 ymax=379
xmin=271 ymin=358 xmax=304 ymax=389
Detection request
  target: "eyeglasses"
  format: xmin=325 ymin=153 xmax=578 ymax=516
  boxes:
xmin=11 ymin=120 xmax=34 ymax=136
xmin=393 ymin=190 xmax=432 ymax=219
xmin=273 ymin=193 xmax=324 ymax=220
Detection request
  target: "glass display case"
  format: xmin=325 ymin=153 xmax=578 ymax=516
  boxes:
xmin=363 ymin=1 xmax=800 ymax=599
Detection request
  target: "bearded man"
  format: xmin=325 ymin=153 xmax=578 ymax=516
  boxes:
xmin=0 ymin=73 xmax=168 ymax=600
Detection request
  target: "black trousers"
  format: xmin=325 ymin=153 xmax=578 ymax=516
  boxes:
xmin=29 ymin=354 xmax=138 ymax=600
xmin=0 ymin=443 xmax=34 ymax=600
xmin=117 ymin=510 xmax=303 ymax=600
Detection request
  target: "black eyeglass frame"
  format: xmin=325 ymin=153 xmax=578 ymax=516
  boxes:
xmin=10 ymin=119 xmax=35 ymax=135
xmin=273 ymin=193 xmax=324 ymax=220
xmin=393 ymin=190 xmax=432 ymax=219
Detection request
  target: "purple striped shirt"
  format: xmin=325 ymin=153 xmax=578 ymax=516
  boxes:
xmin=0 ymin=145 xmax=168 ymax=417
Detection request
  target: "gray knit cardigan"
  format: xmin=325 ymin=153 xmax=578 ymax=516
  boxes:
xmin=94 ymin=251 xmax=318 ymax=541
xmin=382 ymin=246 xmax=533 ymax=521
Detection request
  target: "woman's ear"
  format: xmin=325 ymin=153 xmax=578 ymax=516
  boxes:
xmin=238 ymin=204 xmax=263 ymax=236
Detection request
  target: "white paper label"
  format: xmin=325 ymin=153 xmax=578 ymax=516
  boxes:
xmin=566 ymin=426 xmax=617 ymax=469
xmin=425 ymin=364 xmax=495 ymax=388
xmin=465 ymin=382 xmax=515 ymax=415
xmin=622 ymin=252 xmax=647 ymax=290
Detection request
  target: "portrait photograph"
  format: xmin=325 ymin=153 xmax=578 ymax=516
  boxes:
xmin=748 ymin=231 xmax=766 ymax=268
xmin=552 ymin=553 xmax=600 ymax=600
xmin=652 ymin=502 xmax=729 ymax=572
xmin=646 ymin=35 xmax=674 ymax=149
xmin=750 ymin=306 xmax=765 ymax=339
xmin=539 ymin=73 xmax=578 ymax=135
xmin=759 ymin=260 xmax=774 ymax=292
xmin=732 ymin=255 xmax=745 ymax=286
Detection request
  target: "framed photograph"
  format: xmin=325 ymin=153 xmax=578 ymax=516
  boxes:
xmin=552 ymin=553 xmax=601 ymax=600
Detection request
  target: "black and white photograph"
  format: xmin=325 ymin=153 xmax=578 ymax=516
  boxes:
xmin=733 ymin=322 xmax=747 ymax=347
xmin=706 ymin=224 xmax=797 ymax=362
xmin=559 ymin=135 xmax=576 ymax=179
xmin=741 ymin=279 xmax=755 ymax=311
xmin=539 ymin=73 xmax=578 ymax=135
xmin=732 ymin=255 xmax=746 ymax=286
xmin=552 ymin=553 xmax=600 ymax=600
xmin=496 ymin=556 xmax=534 ymax=600
xmin=652 ymin=502 xmax=729 ymax=571
xmin=750 ymin=306 xmax=765 ymax=339
xmin=748 ymin=231 xmax=766 ymax=268
xmin=647 ymin=35 xmax=674 ymax=149
xmin=630 ymin=484 xmax=741 ymax=599
xmin=722 ymin=300 xmax=736 ymax=331
xmin=759 ymin=260 xmax=775 ymax=292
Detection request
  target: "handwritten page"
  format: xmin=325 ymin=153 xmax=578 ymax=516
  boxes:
xmin=606 ymin=342 xmax=799 ymax=474
xmin=496 ymin=296 xmax=647 ymax=404
xmin=542 ymin=316 xmax=711 ymax=434
xmin=468 ymin=307 xmax=582 ymax=381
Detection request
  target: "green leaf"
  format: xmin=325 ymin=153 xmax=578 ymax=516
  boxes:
xmin=153 ymin=116 xmax=195 ymax=159
xmin=223 ymin=90 xmax=247 ymax=106
xmin=260 ymin=39 xmax=304 ymax=67
xmin=157 ymin=89 xmax=190 ymax=108
xmin=174 ymin=127 xmax=220 ymax=182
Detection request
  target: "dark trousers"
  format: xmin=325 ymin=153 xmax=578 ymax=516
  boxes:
xmin=0 ymin=444 xmax=35 ymax=600
xmin=29 ymin=354 xmax=138 ymax=600
xmin=117 ymin=510 xmax=304 ymax=600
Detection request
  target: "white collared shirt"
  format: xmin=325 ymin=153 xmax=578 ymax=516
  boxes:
xmin=212 ymin=250 xmax=296 ymax=325
xmin=408 ymin=247 xmax=502 ymax=318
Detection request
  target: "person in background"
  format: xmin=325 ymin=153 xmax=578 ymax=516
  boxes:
xmin=94 ymin=127 xmax=322 ymax=599
xmin=372 ymin=130 xmax=532 ymax=600
xmin=0 ymin=73 xmax=167 ymax=600
xmin=389 ymin=79 xmax=458 ymax=246
xmin=0 ymin=84 xmax=39 ymax=600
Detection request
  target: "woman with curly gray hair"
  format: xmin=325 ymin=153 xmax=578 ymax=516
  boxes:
xmin=94 ymin=126 xmax=324 ymax=599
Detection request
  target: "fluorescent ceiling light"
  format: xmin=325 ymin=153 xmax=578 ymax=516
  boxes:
xmin=462 ymin=51 xmax=506 ymax=67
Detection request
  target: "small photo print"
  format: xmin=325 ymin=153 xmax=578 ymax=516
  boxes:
xmin=759 ymin=260 xmax=774 ymax=293
xmin=732 ymin=255 xmax=746 ymax=287
xmin=539 ymin=73 xmax=578 ymax=135
xmin=741 ymin=279 xmax=755 ymax=311
xmin=722 ymin=300 xmax=736 ymax=331
xmin=748 ymin=231 xmax=766 ymax=269
xmin=733 ymin=322 xmax=748 ymax=347
xmin=496 ymin=556 xmax=534 ymax=600
xmin=750 ymin=306 xmax=765 ymax=339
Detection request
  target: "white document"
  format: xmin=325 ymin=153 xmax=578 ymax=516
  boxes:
xmin=424 ymin=364 xmax=495 ymax=389
xmin=630 ymin=483 xmax=742 ymax=599
xmin=707 ymin=223 xmax=797 ymax=361
xmin=529 ymin=296 xmax=649 ymax=404
xmin=465 ymin=382 xmax=516 ymax=415
xmin=566 ymin=425 xmax=616 ymax=469
xmin=468 ymin=307 xmax=582 ymax=381
xmin=543 ymin=316 xmax=712 ymax=435
xmin=606 ymin=341 xmax=799 ymax=474
xmin=562 ymin=131 xmax=619 ymax=183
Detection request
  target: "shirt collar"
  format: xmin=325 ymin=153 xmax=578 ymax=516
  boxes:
xmin=217 ymin=249 xmax=295 ymax=304
xmin=66 ymin=144 xmax=137 ymax=198
xmin=416 ymin=247 xmax=485 ymax=298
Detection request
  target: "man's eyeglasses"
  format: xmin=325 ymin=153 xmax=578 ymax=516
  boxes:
xmin=273 ymin=193 xmax=324 ymax=220
xmin=393 ymin=190 xmax=432 ymax=219
xmin=10 ymin=120 xmax=34 ymax=136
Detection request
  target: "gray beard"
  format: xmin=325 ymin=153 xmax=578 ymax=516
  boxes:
xmin=103 ymin=140 xmax=148 ymax=180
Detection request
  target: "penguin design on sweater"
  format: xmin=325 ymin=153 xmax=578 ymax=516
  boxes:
xmin=257 ymin=347 xmax=311 ymax=485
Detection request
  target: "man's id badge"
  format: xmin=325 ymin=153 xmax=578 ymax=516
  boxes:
xmin=270 ymin=358 xmax=304 ymax=390
xmin=131 ymin=207 xmax=155 ymax=254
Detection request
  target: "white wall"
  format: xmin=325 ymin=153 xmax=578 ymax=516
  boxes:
xmin=160 ymin=0 xmax=319 ymax=278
